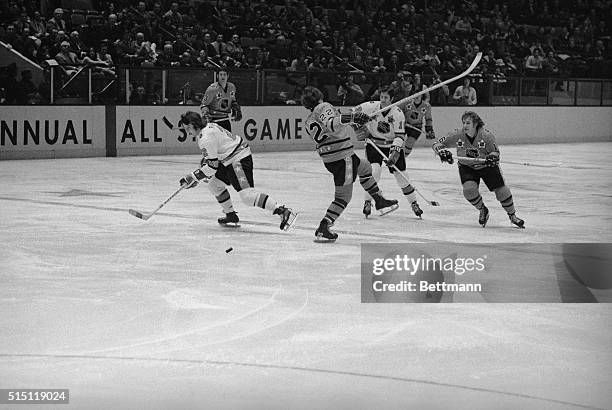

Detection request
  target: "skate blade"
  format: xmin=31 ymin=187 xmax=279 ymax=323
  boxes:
xmin=282 ymin=212 xmax=299 ymax=231
xmin=314 ymin=236 xmax=337 ymax=243
xmin=378 ymin=203 xmax=399 ymax=216
xmin=219 ymin=222 xmax=241 ymax=228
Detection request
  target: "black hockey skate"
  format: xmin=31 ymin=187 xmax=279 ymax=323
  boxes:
xmin=479 ymin=205 xmax=489 ymax=228
xmin=314 ymin=218 xmax=338 ymax=243
xmin=363 ymin=200 xmax=372 ymax=218
xmin=411 ymin=201 xmax=423 ymax=218
xmin=274 ymin=205 xmax=298 ymax=231
xmin=372 ymin=193 xmax=399 ymax=216
xmin=218 ymin=211 xmax=240 ymax=227
xmin=509 ymin=213 xmax=525 ymax=228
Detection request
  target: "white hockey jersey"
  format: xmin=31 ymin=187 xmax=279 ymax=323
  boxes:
xmin=354 ymin=101 xmax=405 ymax=148
xmin=197 ymin=123 xmax=250 ymax=168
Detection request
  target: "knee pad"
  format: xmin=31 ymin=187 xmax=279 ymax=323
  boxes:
xmin=238 ymin=187 xmax=258 ymax=206
xmin=356 ymin=157 xmax=373 ymax=177
xmin=335 ymin=184 xmax=353 ymax=205
xmin=494 ymin=185 xmax=511 ymax=201
xmin=207 ymin=177 xmax=227 ymax=196
xmin=462 ymin=181 xmax=479 ymax=198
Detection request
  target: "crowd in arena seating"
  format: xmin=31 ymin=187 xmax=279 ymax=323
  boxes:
xmin=0 ymin=0 xmax=610 ymax=104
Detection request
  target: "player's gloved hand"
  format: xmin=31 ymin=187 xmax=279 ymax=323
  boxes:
xmin=438 ymin=149 xmax=454 ymax=164
xmin=377 ymin=121 xmax=391 ymax=134
xmin=426 ymin=130 xmax=436 ymax=139
xmin=386 ymin=145 xmax=402 ymax=167
xmin=180 ymin=173 xmax=198 ymax=189
xmin=231 ymin=101 xmax=242 ymax=121
xmin=485 ymin=153 xmax=500 ymax=167
xmin=352 ymin=111 xmax=371 ymax=126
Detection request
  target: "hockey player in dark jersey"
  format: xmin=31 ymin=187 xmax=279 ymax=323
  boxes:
xmin=432 ymin=111 xmax=525 ymax=228
xmin=301 ymin=86 xmax=399 ymax=242
xmin=199 ymin=68 xmax=242 ymax=132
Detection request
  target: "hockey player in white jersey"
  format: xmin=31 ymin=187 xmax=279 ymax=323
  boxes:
xmin=178 ymin=111 xmax=297 ymax=231
xmin=354 ymin=86 xmax=423 ymax=218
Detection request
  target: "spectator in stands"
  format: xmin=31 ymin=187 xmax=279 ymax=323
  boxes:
xmin=55 ymin=40 xmax=81 ymax=77
xmin=453 ymin=77 xmax=477 ymax=106
xmin=155 ymin=43 xmax=179 ymax=67
xmin=389 ymin=71 xmax=413 ymax=102
xmin=102 ymin=14 xmax=123 ymax=41
xmin=178 ymin=51 xmax=193 ymax=67
xmin=337 ymin=74 xmax=364 ymax=105
xmin=47 ymin=8 xmax=67 ymax=33
xmin=69 ymin=30 xmax=86 ymax=56
xmin=29 ymin=11 xmax=47 ymax=38
xmin=225 ymin=34 xmax=243 ymax=60
xmin=212 ymin=34 xmax=226 ymax=57
xmin=82 ymin=46 xmax=115 ymax=77
xmin=129 ymin=84 xmax=148 ymax=104
xmin=543 ymin=51 xmax=560 ymax=76
xmin=430 ymin=74 xmax=450 ymax=106
xmin=525 ymin=47 xmax=544 ymax=75
xmin=163 ymin=2 xmax=183 ymax=31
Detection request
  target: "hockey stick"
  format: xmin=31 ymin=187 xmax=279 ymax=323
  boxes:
xmin=129 ymin=185 xmax=186 ymax=221
xmin=371 ymin=52 xmax=483 ymax=116
xmin=366 ymin=139 xmax=440 ymax=206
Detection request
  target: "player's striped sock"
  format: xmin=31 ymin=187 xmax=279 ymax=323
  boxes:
xmin=466 ymin=193 xmax=484 ymax=210
xmin=499 ymin=194 xmax=515 ymax=215
xmin=325 ymin=198 xmax=347 ymax=223
xmin=216 ymin=189 xmax=235 ymax=213
xmin=254 ymin=193 xmax=277 ymax=212
xmin=401 ymin=184 xmax=418 ymax=203
xmin=359 ymin=173 xmax=379 ymax=197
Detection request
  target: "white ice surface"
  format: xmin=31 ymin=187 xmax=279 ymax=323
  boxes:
xmin=1 ymin=143 xmax=611 ymax=409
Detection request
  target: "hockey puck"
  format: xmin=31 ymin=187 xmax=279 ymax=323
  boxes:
xmin=225 ymin=247 xmax=233 ymax=253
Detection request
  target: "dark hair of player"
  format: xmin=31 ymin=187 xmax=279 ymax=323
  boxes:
xmin=180 ymin=111 xmax=206 ymax=129
xmin=461 ymin=111 xmax=485 ymax=130
xmin=301 ymin=86 xmax=324 ymax=110
xmin=379 ymin=85 xmax=394 ymax=98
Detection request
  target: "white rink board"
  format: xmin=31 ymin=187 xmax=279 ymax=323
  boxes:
xmin=115 ymin=105 xmax=612 ymax=156
xmin=0 ymin=106 xmax=106 ymax=159
xmin=115 ymin=106 xmax=316 ymax=156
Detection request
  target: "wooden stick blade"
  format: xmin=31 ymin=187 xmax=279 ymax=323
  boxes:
xmin=129 ymin=209 xmax=147 ymax=220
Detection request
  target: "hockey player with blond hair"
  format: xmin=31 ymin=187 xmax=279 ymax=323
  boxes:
xmin=178 ymin=111 xmax=297 ymax=230
xmin=432 ymin=111 xmax=525 ymax=228
xmin=301 ymin=86 xmax=399 ymax=242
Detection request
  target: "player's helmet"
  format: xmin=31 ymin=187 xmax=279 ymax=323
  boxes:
xmin=461 ymin=111 xmax=484 ymax=130
xmin=301 ymin=86 xmax=324 ymax=111
xmin=181 ymin=111 xmax=207 ymax=129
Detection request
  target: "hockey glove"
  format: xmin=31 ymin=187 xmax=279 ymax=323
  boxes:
xmin=485 ymin=153 xmax=500 ymax=167
xmin=231 ymin=101 xmax=242 ymax=121
xmin=386 ymin=145 xmax=402 ymax=167
xmin=438 ymin=149 xmax=454 ymax=164
xmin=377 ymin=121 xmax=391 ymax=134
xmin=425 ymin=126 xmax=435 ymax=139
xmin=180 ymin=169 xmax=209 ymax=188
xmin=342 ymin=111 xmax=371 ymax=126
xmin=180 ymin=174 xmax=198 ymax=189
